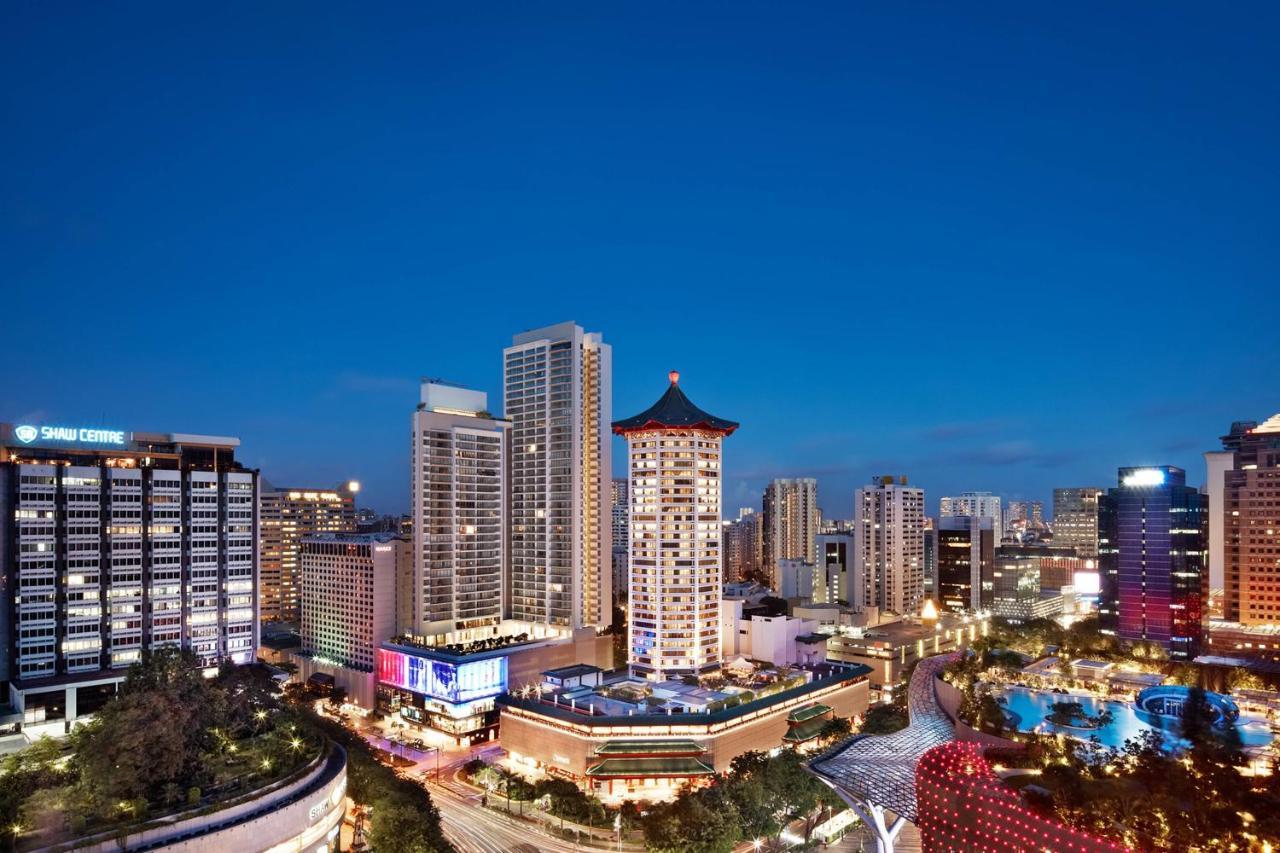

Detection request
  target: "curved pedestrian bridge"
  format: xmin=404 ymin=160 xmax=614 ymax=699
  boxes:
xmin=810 ymin=652 xmax=958 ymax=823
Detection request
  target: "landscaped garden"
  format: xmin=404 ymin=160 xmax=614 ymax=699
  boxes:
xmin=1 ymin=648 xmax=320 ymax=852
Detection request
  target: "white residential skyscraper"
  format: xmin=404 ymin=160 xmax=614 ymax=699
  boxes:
xmin=504 ymin=322 xmax=612 ymax=631
xmin=410 ymin=381 xmax=509 ymax=639
xmin=614 ymin=371 xmax=738 ymax=680
xmin=854 ymin=476 xmax=926 ymax=614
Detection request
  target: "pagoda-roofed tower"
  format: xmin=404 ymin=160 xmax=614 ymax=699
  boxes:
xmin=613 ymin=371 xmax=738 ymax=681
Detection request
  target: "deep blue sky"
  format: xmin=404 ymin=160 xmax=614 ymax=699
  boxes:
xmin=3 ymin=4 xmax=1277 ymax=518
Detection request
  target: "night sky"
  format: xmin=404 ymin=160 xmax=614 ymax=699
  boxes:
xmin=3 ymin=4 xmax=1277 ymax=518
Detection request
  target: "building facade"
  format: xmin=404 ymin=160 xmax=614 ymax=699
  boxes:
xmin=1052 ymin=487 xmax=1104 ymax=557
xmin=723 ymin=509 xmax=763 ymax=585
xmin=0 ymin=422 xmax=258 ymax=729
xmin=853 ymin=476 xmax=925 ymax=615
xmin=504 ymin=322 xmax=612 ymax=631
xmin=410 ymin=381 xmax=509 ymax=640
xmin=613 ymin=371 xmax=737 ymax=680
xmin=1099 ymin=466 xmax=1207 ymax=660
xmin=611 ymin=478 xmax=629 ymax=604
xmin=300 ymin=533 xmax=409 ymax=672
xmin=259 ymin=482 xmax=357 ymax=622
xmin=762 ymin=478 xmax=818 ymax=585
xmin=991 ymin=545 xmax=1087 ymax=623
xmin=936 ymin=515 xmax=996 ymax=612
xmin=1218 ymin=416 xmax=1280 ymax=626
xmin=939 ymin=491 xmax=1002 ymax=542
xmin=816 ymin=532 xmax=855 ymax=605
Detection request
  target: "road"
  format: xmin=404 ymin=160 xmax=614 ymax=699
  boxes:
xmin=352 ymin=720 xmax=619 ymax=853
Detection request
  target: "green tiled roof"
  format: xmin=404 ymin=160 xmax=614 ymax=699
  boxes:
xmin=782 ymin=716 xmax=830 ymax=744
xmin=594 ymin=740 xmax=705 ymax=756
xmin=586 ymin=757 xmax=716 ymax=778
xmin=787 ymin=703 xmax=832 ymax=723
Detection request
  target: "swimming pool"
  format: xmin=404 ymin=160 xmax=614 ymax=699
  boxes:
xmin=992 ymin=685 xmax=1274 ymax=751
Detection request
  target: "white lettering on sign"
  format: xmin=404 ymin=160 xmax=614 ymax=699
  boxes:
xmin=14 ymin=425 xmax=126 ymax=446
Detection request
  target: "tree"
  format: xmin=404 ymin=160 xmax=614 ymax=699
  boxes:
xmin=818 ymin=716 xmax=852 ymax=744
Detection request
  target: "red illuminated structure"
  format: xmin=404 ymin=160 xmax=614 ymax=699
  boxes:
xmin=915 ymin=741 xmax=1128 ymax=853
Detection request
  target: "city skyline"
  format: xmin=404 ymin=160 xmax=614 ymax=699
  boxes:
xmin=3 ymin=6 xmax=1277 ymax=520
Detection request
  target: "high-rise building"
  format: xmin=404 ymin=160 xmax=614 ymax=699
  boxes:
xmin=762 ymin=478 xmax=818 ymax=586
xmin=1216 ymin=415 xmax=1280 ymax=626
xmin=613 ymin=371 xmax=737 ymax=680
xmin=410 ymin=381 xmax=509 ymax=640
xmin=259 ymin=481 xmax=357 ymax=622
xmin=1052 ymin=488 xmax=1103 ymax=557
xmin=923 ymin=517 xmax=937 ymax=596
xmin=611 ymin=478 xmax=629 ymax=604
xmin=504 ymin=321 xmax=612 ymax=631
xmin=300 ymin=532 xmax=410 ymax=672
xmin=723 ymin=509 xmax=763 ymax=584
xmin=1203 ymin=420 xmax=1256 ymax=604
xmin=853 ymin=476 xmax=925 ymax=614
xmin=1 ymin=422 xmax=258 ymax=726
xmin=939 ymin=492 xmax=1002 ymax=540
xmin=1099 ymin=466 xmax=1207 ymax=660
xmin=936 ymin=516 xmax=996 ymax=612
xmin=816 ymin=532 xmax=855 ymax=604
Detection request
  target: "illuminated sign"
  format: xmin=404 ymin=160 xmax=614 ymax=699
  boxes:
xmin=1073 ymin=571 xmax=1101 ymax=596
xmin=13 ymin=425 xmax=126 ymax=446
xmin=1122 ymin=468 xmax=1165 ymax=487
xmin=377 ymin=648 xmax=507 ymax=704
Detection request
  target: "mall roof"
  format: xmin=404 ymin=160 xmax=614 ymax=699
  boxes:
xmin=543 ymin=664 xmax=603 ymax=679
xmin=612 ymin=371 xmax=738 ymax=436
xmin=586 ymin=757 xmax=715 ymax=778
xmin=594 ymin=740 xmax=705 ymax=755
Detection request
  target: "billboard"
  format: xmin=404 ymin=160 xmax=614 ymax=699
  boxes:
xmin=377 ymin=648 xmax=506 ymax=704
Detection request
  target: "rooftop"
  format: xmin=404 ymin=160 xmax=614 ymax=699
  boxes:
xmin=612 ymin=371 xmax=738 ymax=436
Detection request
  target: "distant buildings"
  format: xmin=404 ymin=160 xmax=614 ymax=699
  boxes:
xmin=939 ymin=491 xmax=1002 ymax=542
xmin=410 ymin=380 xmax=509 ymax=640
xmin=1099 ymin=466 xmax=1207 ymax=660
xmin=816 ymin=531 xmax=855 ymax=604
xmin=613 ymin=371 xmax=737 ymax=681
xmin=1 ymin=423 xmax=257 ymax=730
xmin=936 ymin=515 xmax=996 ymax=612
xmin=762 ymin=478 xmax=819 ymax=586
xmin=1052 ymin=487 xmax=1103 ymax=557
xmin=504 ymin=321 xmax=612 ymax=631
xmin=259 ymin=481 xmax=357 ymax=622
xmin=723 ymin=508 xmax=763 ymax=584
xmin=611 ymin=478 xmax=629 ymax=603
xmin=990 ymin=544 xmax=1088 ymax=623
xmin=854 ymin=476 xmax=925 ymax=614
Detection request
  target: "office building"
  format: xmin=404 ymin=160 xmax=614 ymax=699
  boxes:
xmin=936 ymin=515 xmax=996 ymax=612
xmin=504 ymin=321 xmax=612 ymax=631
xmin=816 ymin=532 xmax=855 ymax=605
xmin=762 ymin=478 xmax=818 ymax=585
xmin=1 ymin=422 xmax=257 ymax=730
xmin=1099 ymin=466 xmax=1207 ymax=660
xmin=853 ymin=476 xmax=925 ymax=614
xmin=1217 ymin=415 xmax=1280 ymax=626
xmin=297 ymin=533 xmax=409 ymax=707
xmin=259 ymin=481 xmax=357 ymax=622
xmin=613 ymin=370 xmax=737 ymax=680
xmin=939 ymin=491 xmax=1002 ymax=542
xmin=410 ymin=381 xmax=509 ymax=640
xmin=923 ymin=517 xmax=937 ymax=596
xmin=1052 ymin=488 xmax=1104 ymax=557
xmin=723 ymin=509 xmax=763 ymax=584
xmin=990 ymin=545 xmax=1088 ymax=623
